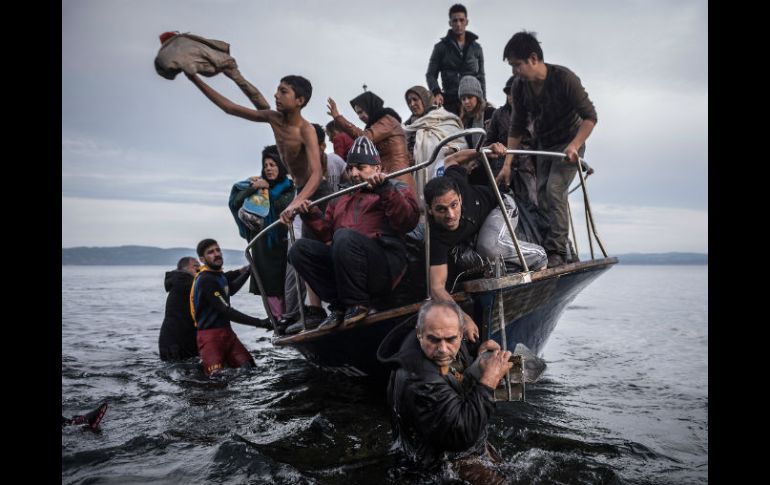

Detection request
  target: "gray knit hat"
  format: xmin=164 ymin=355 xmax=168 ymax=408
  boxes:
xmin=346 ymin=136 xmax=381 ymax=166
xmin=458 ymin=75 xmax=484 ymax=100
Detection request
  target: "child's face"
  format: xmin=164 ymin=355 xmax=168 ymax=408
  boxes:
xmin=274 ymin=82 xmax=302 ymax=113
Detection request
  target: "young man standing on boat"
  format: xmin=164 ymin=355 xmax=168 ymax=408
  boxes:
xmin=423 ymin=143 xmax=548 ymax=343
xmin=288 ymin=137 xmax=420 ymax=330
xmin=383 ymin=300 xmax=512 ymax=478
xmin=191 ymin=239 xmax=269 ymax=377
xmin=426 ymin=3 xmax=486 ymax=116
xmin=495 ymin=31 xmax=598 ymax=268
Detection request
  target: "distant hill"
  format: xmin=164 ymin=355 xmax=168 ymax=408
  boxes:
xmin=62 ymin=245 xmax=248 ymax=266
xmin=612 ymin=252 xmax=707 ymax=265
xmin=62 ymin=246 xmax=706 ymax=266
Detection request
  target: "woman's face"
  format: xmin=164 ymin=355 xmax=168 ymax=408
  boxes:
xmin=406 ymin=92 xmax=425 ymax=116
xmin=354 ymin=105 xmax=369 ymax=123
xmin=263 ymin=158 xmax=279 ymax=181
xmin=461 ymin=95 xmax=478 ymax=113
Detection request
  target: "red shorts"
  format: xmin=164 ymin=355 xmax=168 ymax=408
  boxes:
xmin=196 ymin=327 xmax=254 ymax=376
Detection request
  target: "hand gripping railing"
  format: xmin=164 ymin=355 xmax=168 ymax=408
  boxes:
xmin=244 ymin=128 xmax=486 ymax=329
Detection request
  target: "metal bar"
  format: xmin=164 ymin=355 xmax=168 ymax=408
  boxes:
xmin=244 ymin=238 xmax=277 ymax=329
xmin=495 ymin=255 xmax=512 ymax=400
xmin=478 ymin=150 xmax=529 ymax=273
xmin=567 ymin=200 xmax=579 ymax=262
xmin=287 ymin=223 xmax=307 ymax=330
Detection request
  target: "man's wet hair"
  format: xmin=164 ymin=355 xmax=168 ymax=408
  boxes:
xmin=312 ymin=123 xmax=325 ymax=145
xmin=280 ymin=75 xmax=312 ymax=108
xmin=177 ymin=256 xmax=197 ymax=270
xmin=424 ymin=175 xmax=461 ymax=207
xmin=196 ymin=238 xmax=218 ymax=257
xmin=503 ymin=30 xmax=543 ymax=62
xmin=449 ymin=3 xmax=467 ymax=17
xmin=416 ymin=300 xmax=465 ymax=335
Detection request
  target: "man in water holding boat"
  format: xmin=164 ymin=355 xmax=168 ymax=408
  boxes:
xmin=423 ymin=142 xmax=548 ymax=343
xmin=191 ymin=239 xmax=269 ymax=377
xmin=383 ymin=300 xmax=512 ymax=477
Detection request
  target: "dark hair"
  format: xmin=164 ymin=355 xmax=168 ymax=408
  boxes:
xmin=325 ymin=120 xmax=337 ymax=132
xmin=312 ymin=123 xmax=325 ymax=145
xmin=424 ymin=175 xmax=461 ymax=207
xmin=280 ymin=75 xmax=312 ymax=108
xmin=449 ymin=3 xmax=467 ymax=17
xmin=261 ymin=144 xmax=288 ymax=184
xmin=416 ymin=300 xmax=465 ymax=335
xmin=196 ymin=238 xmax=218 ymax=257
xmin=503 ymin=30 xmax=543 ymax=62
xmin=177 ymin=256 xmax=196 ymax=270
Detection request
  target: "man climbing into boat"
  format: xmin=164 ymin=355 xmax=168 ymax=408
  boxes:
xmin=191 ymin=239 xmax=269 ymax=377
xmin=288 ymin=137 xmax=420 ymax=331
xmin=495 ymin=30 xmax=598 ymax=267
xmin=424 ymin=142 xmax=547 ymax=342
xmin=383 ymin=300 xmax=512 ymax=481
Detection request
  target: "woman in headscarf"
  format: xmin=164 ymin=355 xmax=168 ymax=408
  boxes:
xmin=402 ymin=85 xmax=467 ymax=180
xmin=228 ymin=145 xmax=295 ymax=320
xmin=327 ymin=91 xmax=415 ymax=193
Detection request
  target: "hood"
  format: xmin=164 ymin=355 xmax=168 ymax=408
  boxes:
xmin=164 ymin=270 xmax=193 ymax=292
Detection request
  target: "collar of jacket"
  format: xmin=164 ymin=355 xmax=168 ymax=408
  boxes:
xmin=441 ymin=30 xmax=479 ymax=46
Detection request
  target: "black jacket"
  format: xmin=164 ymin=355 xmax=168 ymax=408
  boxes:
xmin=158 ymin=270 xmax=198 ymax=360
xmin=380 ymin=322 xmax=494 ymax=467
xmin=426 ymin=30 xmax=485 ymax=99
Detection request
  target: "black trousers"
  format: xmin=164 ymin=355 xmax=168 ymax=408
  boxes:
xmin=288 ymin=228 xmax=392 ymax=308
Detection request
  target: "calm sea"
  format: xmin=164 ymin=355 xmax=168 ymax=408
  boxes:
xmin=62 ymin=264 xmax=707 ymax=484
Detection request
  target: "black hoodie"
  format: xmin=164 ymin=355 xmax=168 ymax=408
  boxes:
xmin=158 ymin=270 xmax=198 ymax=361
xmin=379 ymin=320 xmax=494 ymax=468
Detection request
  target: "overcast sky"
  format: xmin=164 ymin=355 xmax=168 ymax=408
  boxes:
xmin=62 ymin=0 xmax=707 ymax=254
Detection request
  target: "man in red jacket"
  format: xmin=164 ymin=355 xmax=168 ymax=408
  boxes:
xmin=287 ymin=137 xmax=420 ymax=331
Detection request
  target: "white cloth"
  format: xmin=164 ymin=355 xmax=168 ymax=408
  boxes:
xmin=404 ymin=107 xmax=468 ymax=181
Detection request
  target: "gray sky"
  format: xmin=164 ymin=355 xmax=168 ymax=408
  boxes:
xmin=62 ymin=0 xmax=707 ymax=253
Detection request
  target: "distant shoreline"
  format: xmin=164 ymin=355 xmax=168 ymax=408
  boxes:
xmin=61 ymin=246 xmax=707 ymax=266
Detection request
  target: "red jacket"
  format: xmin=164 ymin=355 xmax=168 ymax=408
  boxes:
xmin=332 ymin=132 xmax=354 ymax=161
xmin=301 ymin=179 xmax=419 ymax=243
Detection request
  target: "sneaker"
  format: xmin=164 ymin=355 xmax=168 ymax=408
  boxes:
xmin=547 ymin=253 xmax=565 ymax=268
xmin=274 ymin=316 xmax=296 ymax=336
xmin=342 ymin=306 xmax=370 ymax=327
xmin=317 ymin=309 xmax=345 ymax=330
xmin=304 ymin=305 xmax=328 ymax=327
xmin=284 ymin=320 xmax=306 ymax=335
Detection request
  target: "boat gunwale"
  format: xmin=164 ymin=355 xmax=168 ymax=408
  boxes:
xmin=273 ymin=256 xmax=618 ymax=346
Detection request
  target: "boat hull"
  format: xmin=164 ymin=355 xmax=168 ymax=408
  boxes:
xmin=274 ymin=257 xmax=617 ymax=382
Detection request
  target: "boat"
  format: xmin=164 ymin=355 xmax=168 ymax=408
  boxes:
xmin=246 ymin=128 xmax=618 ymax=383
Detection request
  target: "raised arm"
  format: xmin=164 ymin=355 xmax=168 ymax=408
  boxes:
xmin=186 ymin=72 xmax=274 ymax=123
xmin=223 ymin=67 xmax=271 ymax=110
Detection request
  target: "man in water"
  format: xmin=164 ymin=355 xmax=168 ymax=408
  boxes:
xmin=384 ymin=300 xmax=512 ymax=472
xmin=191 ymin=239 xmax=269 ymax=377
xmin=158 ymin=256 xmax=200 ymax=361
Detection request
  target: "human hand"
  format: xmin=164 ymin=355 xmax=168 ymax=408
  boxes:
xmin=564 ymin=144 xmax=580 ymax=163
xmin=478 ymin=349 xmax=513 ymax=389
xmin=296 ymin=199 xmax=313 ymax=214
xmin=366 ymin=172 xmax=387 ymax=189
xmin=280 ymin=205 xmax=298 ymax=225
xmin=251 ymin=178 xmax=269 ymax=189
xmin=495 ymin=163 xmax=512 ymax=187
xmin=327 ymin=98 xmax=340 ymax=118
xmin=464 ymin=318 xmax=479 ymax=343
xmin=488 ymin=142 xmax=508 ymax=158
xmin=434 ymin=93 xmax=444 ymax=106
xmin=478 ymin=339 xmax=501 ymax=354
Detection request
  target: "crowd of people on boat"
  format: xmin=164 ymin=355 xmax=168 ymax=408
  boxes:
xmin=153 ymin=3 xmax=597 ymax=476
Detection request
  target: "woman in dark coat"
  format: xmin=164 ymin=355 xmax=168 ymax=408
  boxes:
xmin=228 ymin=145 xmax=295 ymax=320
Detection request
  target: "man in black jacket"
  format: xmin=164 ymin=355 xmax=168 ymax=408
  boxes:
xmin=426 ymin=3 xmax=485 ymax=116
xmin=158 ymin=256 xmax=201 ymax=361
xmin=384 ymin=300 xmax=512 ymax=469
